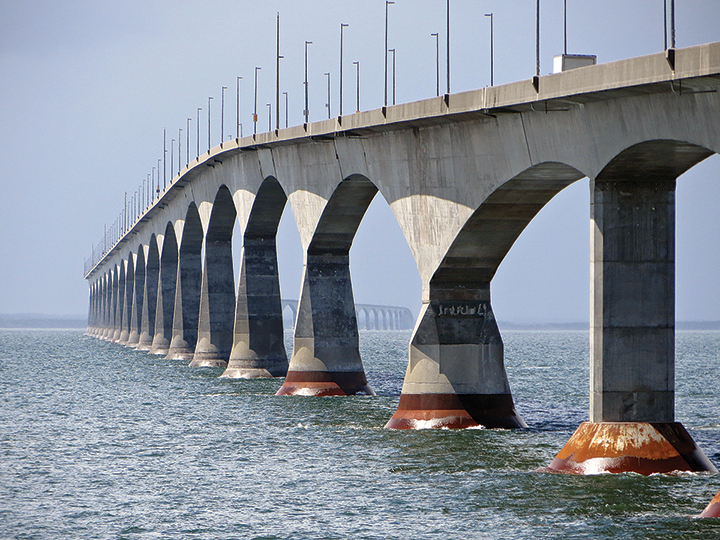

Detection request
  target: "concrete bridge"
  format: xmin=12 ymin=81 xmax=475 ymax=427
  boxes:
xmin=86 ymin=42 xmax=720 ymax=482
xmin=280 ymin=299 xmax=414 ymax=331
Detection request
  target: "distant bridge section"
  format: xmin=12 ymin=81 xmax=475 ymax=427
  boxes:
xmin=281 ymin=299 xmax=413 ymax=330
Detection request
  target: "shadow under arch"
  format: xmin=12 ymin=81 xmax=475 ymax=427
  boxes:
xmin=387 ymin=161 xmax=586 ymax=429
xmin=223 ymin=176 xmax=289 ymax=378
xmin=278 ymin=174 xmax=379 ymax=396
xmin=127 ymin=244 xmax=146 ymax=347
xmin=150 ymin=222 xmax=178 ymax=355
xmin=192 ymin=185 xmax=237 ymax=367
xmin=118 ymin=252 xmax=135 ymax=344
xmin=111 ymin=263 xmax=124 ymax=342
xmin=167 ymin=203 xmax=203 ymax=361
xmin=138 ymin=234 xmax=159 ymax=350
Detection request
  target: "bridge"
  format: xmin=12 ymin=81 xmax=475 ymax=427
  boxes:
xmin=280 ymin=299 xmax=414 ymax=330
xmin=85 ymin=41 xmax=720 ymax=491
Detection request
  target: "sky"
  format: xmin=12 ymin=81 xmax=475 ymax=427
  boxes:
xmin=1 ymin=0 xmax=719 ymax=323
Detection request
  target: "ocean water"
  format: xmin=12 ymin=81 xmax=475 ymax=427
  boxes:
xmin=1 ymin=329 xmax=720 ymax=539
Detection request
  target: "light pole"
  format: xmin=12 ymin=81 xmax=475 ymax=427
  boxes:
xmin=254 ymin=66 xmax=261 ymax=135
xmin=431 ymin=33 xmax=439 ymax=96
xmin=283 ymin=91 xmax=288 ymax=127
xmin=236 ymin=76 xmax=242 ymax=139
xmin=221 ymin=86 xmax=227 ymax=145
xmin=325 ymin=72 xmax=331 ymax=118
xmin=276 ymin=13 xmax=283 ymax=132
xmin=207 ymin=97 xmax=213 ymax=152
xmin=384 ymin=1 xmax=394 ymax=107
xmin=186 ymin=118 xmax=190 ymax=165
xmin=178 ymin=129 xmax=182 ymax=175
xmin=196 ymin=108 xmax=201 ymax=158
xmin=536 ymin=0 xmax=540 ymax=79
xmin=389 ymin=48 xmax=396 ymax=105
xmin=267 ymin=103 xmax=272 ymax=132
xmin=151 ymin=167 xmax=155 ymax=201
xmin=157 ymin=159 xmax=161 ymax=195
xmin=163 ymin=129 xmax=167 ymax=188
xmin=353 ymin=61 xmax=360 ymax=112
xmin=304 ymin=41 xmax=312 ymax=124
xmin=485 ymin=13 xmax=494 ymax=86
xmin=446 ymin=0 xmax=450 ymax=94
xmin=340 ymin=23 xmax=348 ymax=116
xmin=170 ymin=139 xmax=174 ymax=180
xmin=563 ymin=0 xmax=567 ymax=55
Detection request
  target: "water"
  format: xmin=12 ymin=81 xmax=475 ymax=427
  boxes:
xmin=1 ymin=329 xmax=720 ymax=539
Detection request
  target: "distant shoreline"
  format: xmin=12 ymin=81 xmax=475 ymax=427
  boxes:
xmin=3 ymin=314 xmax=720 ymax=331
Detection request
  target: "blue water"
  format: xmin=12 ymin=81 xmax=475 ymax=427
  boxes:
xmin=1 ymin=329 xmax=720 ymax=539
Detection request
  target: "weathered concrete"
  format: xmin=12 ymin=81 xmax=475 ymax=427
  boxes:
xmin=700 ymin=490 xmax=720 ymax=518
xmin=150 ymin=224 xmax=178 ymax=355
xmin=118 ymin=258 xmax=133 ymax=344
xmin=127 ymin=248 xmax=145 ymax=347
xmin=137 ymin=238 xmax=159 ymax=350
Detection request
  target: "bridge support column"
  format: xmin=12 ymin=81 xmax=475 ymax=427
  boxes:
xmin=166 ymin=251 xmax=201 ymax=361
xmin=700 ymin=491 xmax=720 ymax=518
xmin=222 ymin=238 xmax=287 ymax=378
xmin=549 ymin=179 xmax=715 ymax=474
xmin=277 ymin=252 xmax=373 ymax=396
xmin=190 ymin=238 xmax=234 ymax=368
xmin=386 ymin=286 xmax=525 ymax=429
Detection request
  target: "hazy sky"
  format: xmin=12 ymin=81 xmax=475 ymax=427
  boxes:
xmin=1 ymin=0 xmax=719 ymax=323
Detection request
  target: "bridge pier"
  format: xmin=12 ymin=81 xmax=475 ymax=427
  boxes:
xmin=700 ymin=491 xmax=720 ymax=518
xmin=386 ymin=286 xmax=525 ymax=429
xmin=549 ymin=178 xmax=715 ymax=474
xmin=127 ymin=250 xmax=145 ymax=348
xmin=277 ymin=252 xmax=373 ymax=396
xmin=150 ymin=228 xmax=177 ymax=355
xmin=137 ymin=243 xmax=158 ymax=351
xmin=222 ymin=238 xmax=288 ymax=378
xmin=117 ymin=257 xmax=133 ymax=344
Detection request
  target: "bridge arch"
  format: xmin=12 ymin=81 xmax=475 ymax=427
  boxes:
xmin=138 ymin=235 xmax=159 ymax=351
xmin=118 ymin=253 xmax=135 ymax=344
xmin=127 ymin=244 xmax=146 ymax=347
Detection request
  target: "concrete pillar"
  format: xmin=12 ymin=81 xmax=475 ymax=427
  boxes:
xmin=110 ymin=267 xmax=122 ymax=341
xmin=386 ymin=285 xmax=526 ymax=429
xmin=223 ymin=237 xmax=288 ymax=378
xmin=137 ymin=243 xmax=159 ymax=351
xmin=700 ymin=490 xmax=720 ymax=518
xmin=549 ymin=179 xmax=715 ymax=474
xmin=127 ymin=250 xmax=145 ymax=347
xmin=277 ymin=252 xmax=373 ymax=396
xmin=118 ymin=259 xmax=133 ymax=344
xmin=191 ymin=237 xmax=235 ymax=367
xmin=166 ymin=249 xmax=202 ymax=360
xmin=150 ymin=228 xmax=178 ymax=355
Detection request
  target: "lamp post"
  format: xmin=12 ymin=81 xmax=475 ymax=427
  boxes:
xmin=276 ymin=13 xmax=283 ymax=132
xmin=283 ymin=91 xmax=288 ymax=127
xmin=325 ymin=72 xmax=331 ymax=118
xmin=304 ymin=41 xmax=312 ymax=123
xmin=536 ymin=0 xmax=540 ymax=79
xmin=267 ymin=103 xmax=272 ymax=132
xmin=236 ymin=76 xmax=242 ymax=139
xmin=384 ymin=1 xmax=394 ymax=107
xmin=171 ymin=139 xmax=175 ymax=180
xmin=163 ymin=129 xmax=167 ymax=188
xmin=353 ymin=61 xmax=360 ymax=112
xmin=196 ymin=108 xmax=201 ymax=158
xmin=186 ymin=118 xmax=190 ymax=165
xmin=340 ymin=23 xmax=348 ymax=116
xmin=254 ymin=66 xmax=261 ymax=135
xmin=221 ymin=86 xmax=227 ymax=145
xmin=178 ymin=129 xmax=182 ymax=175
xmin=389 ymin=48 xmax=396 ymax=105
xmin=157 ymin=159 xmax=161 ymax=195
xmin=446 ymin=0 xmax=450 ymax=94
xmin=207 ymin=97 xmax=213 ymax=151
xmin=151 ymin=167 xmax=155 ymax=201
xmin=431 ymin=33 xmax=439 ymax=96
xmin=485 ymin=13 xmax=494 ymax=86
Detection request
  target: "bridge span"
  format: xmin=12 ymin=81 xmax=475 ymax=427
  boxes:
xmin=86 ymin=42 xmax=720 ymax=480
xmin=280 ymin=299 xmax=414 ymax=331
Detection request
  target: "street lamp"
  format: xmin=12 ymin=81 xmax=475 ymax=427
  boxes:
xmin=389 ymin=48 xmax=396 ymax=105
xmin=221 ymin=86 xmax=227 ymax=146
xmin=446 ymin=0 xmax=450 ymax=94
xmin=340 ymin=23 xmax=348 ymax=116
xmin=431 ymin=33 xmax=439 ymax=96
xmin=283 ymin=91 xmax=288 ymax=128
xmin=254 ymin=67 xmax=261 ymax=135
xmin=163 ymin=128 xmax=167 ymax=188
xmin=353 ymin=61 xmax=360 ymax=112
xmin=157 ymin=159 xmax=161 ymax=195
xmin=276 ymin=13 xmax=283 ymax=132
xmin=304 ymin=41 xmax=312 ymax=124
xmin=196 ymin=108 xmax=201 ymax=158
xmin=384 ymin=1 xmax=395 ymax=107
xmin=485 ymin=13 xmax=494 ymax=86
xmin=236 ymin=76 xmax=242 ymax=139
xmin=178 ymin=129 xmax=182 ymax=175
xmin=207 ymin=97 xmax=213 ymax=152
xmin=186 ymin=118 xmax=191 ymax=165
xmin=171 ymin=139 xmax=175 ymax=180
xmin=325 ymin=72 xmax=331 ymax=118
xmin=267 ymin=103 xmax=272 ymax=132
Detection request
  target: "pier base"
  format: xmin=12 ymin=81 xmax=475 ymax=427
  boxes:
xmin=548 ymin=422 xmax=717 ymax=475
xmin=699 ymin=491 xmax=720 ymax=518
